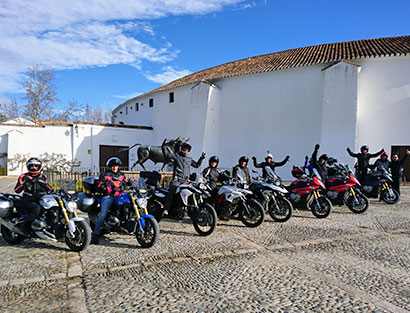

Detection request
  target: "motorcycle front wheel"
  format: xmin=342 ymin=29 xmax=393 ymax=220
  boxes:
xmin=380 ymin=188 xmax=399 ymax=204
xmin=65 ymin=220 xmax=92 ymax=252
xmin=192 ymin=204 xmax=217 ymax=236
xmin=268 ymin=197 xmax=293 ymax=222
xmin=309 ymin=196 xmax=332 ymax=219
xmin=136 ymin=217 xmax=160 ymax=248
xmin=346 ymin=192 xmax=369 ymax=214
xmin=239 ymin=199 xmax=265 ymax=227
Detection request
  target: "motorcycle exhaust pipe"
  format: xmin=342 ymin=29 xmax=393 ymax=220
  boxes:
xmin=0 ymin=217 xmax=26 ymax=236
xmin=35 ymin=231 xmax=58 ymax=242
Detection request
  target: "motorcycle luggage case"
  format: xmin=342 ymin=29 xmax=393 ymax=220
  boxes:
xmin=140 ymin=171 xmax=161 ymax=187
xmin=0 ymin=196 xmax=13 ymax=218
xmin=77 ymin=192 xmax=95 ymax=213
xmin=82 ymin=176 xmax=99 ymax=194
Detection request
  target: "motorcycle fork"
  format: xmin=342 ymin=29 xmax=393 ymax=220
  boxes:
xmin=130 ymin=194 xmax=145 ymax=233
xmin=313 ymin=190 xmax=321 ymax=208
xmin=57 ymin=197 xmax=71 ymax=224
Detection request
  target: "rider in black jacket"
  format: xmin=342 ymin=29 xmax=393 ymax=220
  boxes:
xmin=232 ymin=156 xmax=251 ymax=184
xmin=202 ymin=156 xmax=221 ymax=191
xmin=311 ymin=144 xmax=329 ymax=182
xmin=389 ymin=150 xmax=410 ymax=197
xmin=347 ymin=145 xmax=384 ymax=183
xmin=14 ymin=157 xmax=53 ymax=235
xmin=252 ymin=152 xmax=289 ymax=178
xmin=162 ymin=140 xmax=205 ymax=216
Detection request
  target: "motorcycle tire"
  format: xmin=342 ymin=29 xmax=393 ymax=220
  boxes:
xmin=309 ymin=196 xmax=332 ymax=219
xmin=239 ymin=199 xmax=265 ymax=227
xmin=268 ymin=197 xmax=293 ymax=222
xmin=192 ymin=203 xmax=217 ymax=236
xmin=1 ymin=220 xmax=25 ymax=245
xmin=346 ymin=193 xmax=369 ymax=214
xmin=65 ymin=220 xmax=92 ymax=252
xmin=136 ymin=217 xmax=160 ymax=248
xmin=380 ymin=189 xmax=399 ymax=204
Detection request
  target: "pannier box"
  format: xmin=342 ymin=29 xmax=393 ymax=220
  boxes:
xmin=82 ymin=176 xmax=99 ymax=194
xmin=139 ymin=171 xmax=162 ymax=187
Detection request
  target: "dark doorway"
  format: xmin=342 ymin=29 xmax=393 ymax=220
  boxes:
xmin=391 ymin=145 xmax=410 ymax=183
xmin=99 ymin=145 xmax=129 ymax=172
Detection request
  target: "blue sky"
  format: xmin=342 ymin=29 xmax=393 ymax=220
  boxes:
xmin=1 ymin=0 xmax=409 ymax=112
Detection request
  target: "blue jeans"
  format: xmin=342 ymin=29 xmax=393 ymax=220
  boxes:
xmin=93 ymin=195 xmax=115 ymax=236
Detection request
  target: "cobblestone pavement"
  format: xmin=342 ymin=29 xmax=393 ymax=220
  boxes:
xmin=0 ymin=179 xmax=409 ymax=313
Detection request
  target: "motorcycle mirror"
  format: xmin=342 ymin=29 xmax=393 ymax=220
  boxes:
xmin=252 ymin=169 xmax=258 ymax=174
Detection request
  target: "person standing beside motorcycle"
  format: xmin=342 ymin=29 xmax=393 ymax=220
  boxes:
xmin=14 ymin=157 xmax=53 ymax=235
xmin=162 ymin=140 xmax=206 ymax=216
xmin=92 ymin=157 xmax=129 ymax=244
xmin=311 ymin=144 xmax=329 ymax=182
xmin=232 ymin=156 xmax=251 ymax=184
xmin=347 ymin=145 xmax=384 ymax=184
xmin=389 ymin=149 xmax=410 ymax=200
xmin=252 ymin=152 xmax=290 ymax=178
xmin=372 ymin=152 xmax=390 ymax=172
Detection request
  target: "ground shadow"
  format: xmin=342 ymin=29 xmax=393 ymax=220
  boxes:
xmin=159 ymin=229 xmax=198 ymax=237
xmin=0 ymin=235 xmax=68 ymax=251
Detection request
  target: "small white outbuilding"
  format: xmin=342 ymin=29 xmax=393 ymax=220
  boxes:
xmin=113 ymin=35 xmax=410 ymax=180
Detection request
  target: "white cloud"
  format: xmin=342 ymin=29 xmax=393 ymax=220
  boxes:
xmin=0 ymin=0 xmax=246 ymax=93
xmin=113 ymin=92 xmax=143 ymax=100
xmin=145 ymin=66 xmax=191 ymax=84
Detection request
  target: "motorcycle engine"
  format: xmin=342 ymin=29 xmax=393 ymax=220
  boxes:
xmin=363 ymin=186 xmax=372 ymax=193
xmin=218 ymin=202 xmax=231 ymax=217
xmin=289 ymin=193 xmax=301 ymax=202
xmin=326 ymin=191 xmax=338 ymax=200
xmin=107 ymin=215 xmax=120 ymax=226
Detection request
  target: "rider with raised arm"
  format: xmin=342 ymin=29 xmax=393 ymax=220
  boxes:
xmin=347 ymin=145 xmax=384 ymax=183
xmin=311 ymin=144 xmax=329 ymax=182
xmin=252 ymin=152 xmax=289 ymax=178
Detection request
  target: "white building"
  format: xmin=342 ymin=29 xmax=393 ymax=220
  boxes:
xmin=113 ymin=35 xmax=410 ymax=180
xmin=0 ymin=121 xmax=153 ymax=175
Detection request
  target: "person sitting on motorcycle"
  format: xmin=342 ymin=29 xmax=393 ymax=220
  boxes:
xmin=232 ymin=156 xmax=251 ymax=185
xmin=371 ymin=152 xmax=390 ymax=172
xmin=92 ymin=157 xmax=129 ymax=244
xmin=326 ymin=157 xmax=339 ymax=177
xmin=14 ymin=157 xmax=53 ymax=235
xmin=347 ymin=145 xmax=384 ymax=184
xmin=252 ymin=152 xmax=290 ymax=178
xmin=389 ymin=149 xmax=410 ymax=200
xmin=202 ymin=156 xmax=222 ymax=191
xmin=311 ymin=144 xmax=329 ymax=182
xmin=162 ymin=140 xmax=206 ymax=216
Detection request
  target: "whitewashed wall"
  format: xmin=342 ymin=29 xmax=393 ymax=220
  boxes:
xmin=0 ymin=124 xmax=153 ymax=175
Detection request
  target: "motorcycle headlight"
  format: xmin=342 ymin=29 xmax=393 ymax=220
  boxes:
xmin=66 ymin=200 xmax=77 ymax=213
xmin=137 ymin=198 xmax=147 ymax=209
xmin=199 ymin=184 xmax=207 ymax=190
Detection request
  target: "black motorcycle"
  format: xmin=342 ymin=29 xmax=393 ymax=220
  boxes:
xmin=361 ymin=170 xmax=399 ymax=204
xmin=0 ymin=190 xmax=91 ymax=252
xmin=78 ymin=177 xmax=159 ymax=248
xmin=250 ymin=167 xmax=293 ymax=222
xmin=147 ymin=174 xmax=217 ymax=236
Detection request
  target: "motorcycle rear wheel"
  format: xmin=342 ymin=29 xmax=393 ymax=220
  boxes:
xmin=65 ymin=220 xmax=92 ymax=252
xmin=1 ymin=222 xmax=25 ymax=244
xmin=309 ymin=196 xmax=332 ymax=219
xmin=380 ymin=189 xmax=399 ymax=204
xmin=192 ymin=204 xmax=217 ymax=236
xmin=346 ymin=193 xmax=369 ymax=214
xmin=136 ymin=217 xmax=160 ymax=248
xmin=268 ymin=197 xmax=293 ymax=222
xmin=147 ymin=200 xmax=163 ymax=223
xmin=239 ymin=199 xmax=265 ymax=227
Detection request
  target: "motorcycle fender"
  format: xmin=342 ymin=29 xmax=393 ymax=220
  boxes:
xmin=67 ymin=217 xmax=86 ymax=235
xmin=138 ymin=214 xmax=153 ymax=228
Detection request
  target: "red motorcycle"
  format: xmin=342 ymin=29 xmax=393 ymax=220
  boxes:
xmin=286 ymin=167 xmax=332 ymax=218
xmin=326 ymin=164 xmax=369 ymax=213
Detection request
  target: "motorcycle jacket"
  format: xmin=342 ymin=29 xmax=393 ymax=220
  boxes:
xmin=253 ymin=156 xmax=289 ymax=178
xmin=371 ymin=158 xmax=390 ymax=172
xmin=389 ymin=154 xmax=408 ymax=177
xmin=311 ymin=147 xmax=328 ymax=181
xmin=97 ymin=170 xmax=129 ymax=196
xmin=202 ymin=167 xmax=221 ymax=190
xmin=232 ymin=165 xmax=251 ymax=184
xmin=347 ymin=148 xmax=384 ymax=175
xmin=14 ymin=172 xmax=53 ymax=201
xmin=163 ymin=146 xmax=204 ymax=182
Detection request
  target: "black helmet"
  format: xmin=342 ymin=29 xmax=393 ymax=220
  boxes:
xmin=327 ymin=157 xmax=337 ymax=165
xmin=360 ymin=145 xmax=369 ymax=153
xmin=209 ymin=155 xmax=219 ymax=166
xmin=106 ymin=157 xmax=122 ymax=167
xmin=238 ymin=156 xmax=249 ymax=164
xmin=180 ymin=142 xmax=192 ymax=156
xmin=26 ymin=157 xmax=42 ymax=175
xmin=319 ymin=154 xmax=328 ymax=161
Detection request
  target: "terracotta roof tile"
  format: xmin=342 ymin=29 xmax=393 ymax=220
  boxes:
xmin=130 ymin=36 xmax=410 ymax=100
